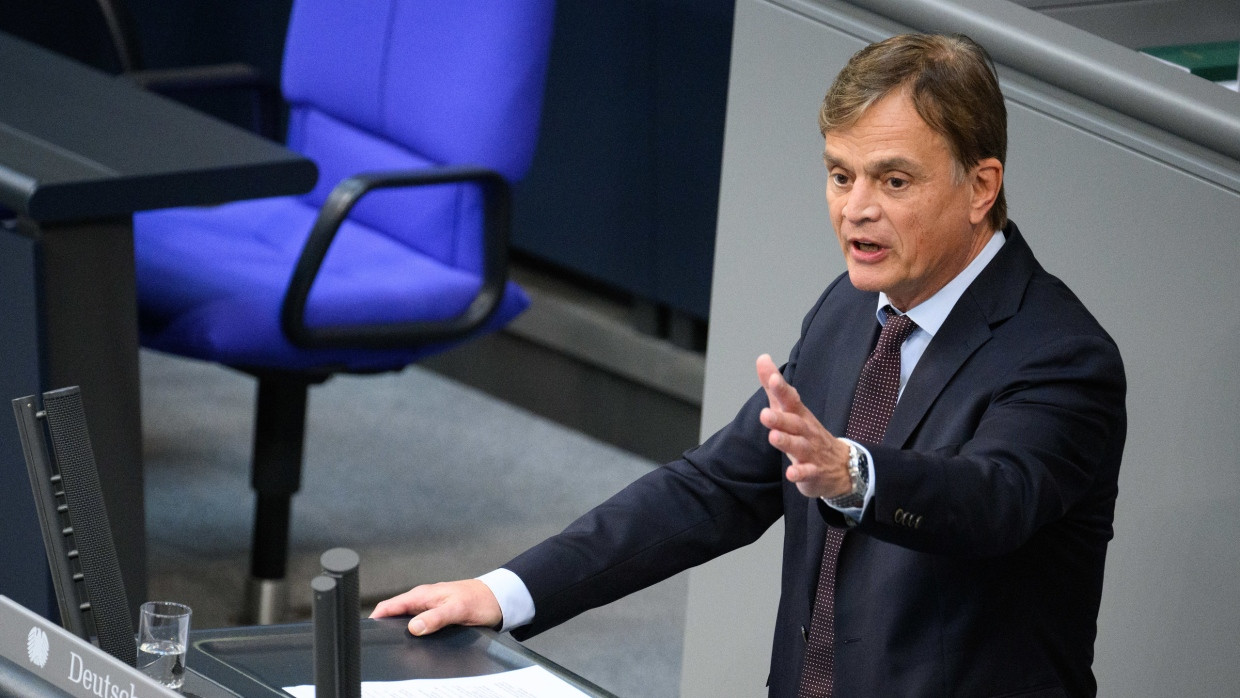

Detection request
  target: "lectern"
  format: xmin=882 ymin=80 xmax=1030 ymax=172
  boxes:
xmin=0 ymin=30 xmax=317 ymax=619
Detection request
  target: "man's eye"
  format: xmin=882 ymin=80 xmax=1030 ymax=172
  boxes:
xmin=887 ymin=177 xmax=908 ymax=189
xmin=831 ymin=174 xmax=850 ymax=186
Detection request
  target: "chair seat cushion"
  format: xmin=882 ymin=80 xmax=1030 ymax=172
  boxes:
xmin=134 ymin=197 xmax=528 ymax=373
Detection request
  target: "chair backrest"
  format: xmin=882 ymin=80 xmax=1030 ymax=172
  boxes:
xmin=12 ymin=387 xmax=136 ymax=667
xmin=279 ymin=0 xmax=555 ymax=270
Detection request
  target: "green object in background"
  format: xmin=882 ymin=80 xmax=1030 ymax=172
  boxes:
xmin=1142 ymin=41 xmax=1240 ymax=82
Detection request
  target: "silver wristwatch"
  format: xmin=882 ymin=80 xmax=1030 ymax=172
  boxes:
xmin=825 ymin=440 xmax=869 ymax=510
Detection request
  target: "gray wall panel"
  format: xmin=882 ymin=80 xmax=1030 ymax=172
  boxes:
xmin=1017 ymin=0 xmax=1240 ymax=49
xmin=686 ymin=0 xmax=1240 ymax=694
xmin=1005 ymin=86 xmax=1240 ymax=689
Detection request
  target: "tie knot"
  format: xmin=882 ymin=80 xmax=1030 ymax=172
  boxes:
xmin=878 ymin=306 xmax=917 ymax=351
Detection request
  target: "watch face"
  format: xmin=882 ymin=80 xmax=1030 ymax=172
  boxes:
xmin=851 ymin=448 xmax=868 ymax=494
xmin=826 ymin=442 xmax=867 ymax=508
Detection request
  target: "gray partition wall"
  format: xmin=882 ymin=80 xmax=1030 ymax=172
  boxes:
xmin=685 ymin=0 xmax=1240 ymax=695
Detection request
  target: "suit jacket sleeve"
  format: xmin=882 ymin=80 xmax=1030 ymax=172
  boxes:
xmin=504 ymin=277 xmax=847 ymax=639
xmin=839 ymin=329 xmax=1125 ymax=558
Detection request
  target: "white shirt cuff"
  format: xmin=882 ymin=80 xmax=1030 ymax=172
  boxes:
xmin=476 ymin=568 xmax=534 ymax=632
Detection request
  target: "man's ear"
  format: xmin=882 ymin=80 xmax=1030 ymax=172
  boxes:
xmin=969 ymin=157 xmax=1003 ymax=226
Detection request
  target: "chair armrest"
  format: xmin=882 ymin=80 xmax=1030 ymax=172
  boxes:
xmin=124 ymin=63 xmax=282 ymax=140
xmin=280 ymin=166 xmax=513 ymax=350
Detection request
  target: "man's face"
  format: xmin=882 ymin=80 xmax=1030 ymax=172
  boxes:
xmin=824 ymin=90 xmax=997 ymax=311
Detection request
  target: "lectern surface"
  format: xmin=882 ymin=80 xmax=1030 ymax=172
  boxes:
xmin=188 ymin=619 xmax=618 ymax=698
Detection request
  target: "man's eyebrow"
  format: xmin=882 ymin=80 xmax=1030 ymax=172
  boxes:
xmin=868 ymin=157 xmax=920 ymax=175
xmin=822 ymin=153 xmax=922 ymax=175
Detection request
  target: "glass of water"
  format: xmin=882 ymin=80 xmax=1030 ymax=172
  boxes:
xmin=137 ymin=601 xmax=191 ymax=691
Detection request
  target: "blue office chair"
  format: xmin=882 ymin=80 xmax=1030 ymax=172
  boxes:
xmin=133 ymin=0 xmax=555 ymax=623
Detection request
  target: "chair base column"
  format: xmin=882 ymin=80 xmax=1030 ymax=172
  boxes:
xmin=242 ymin=374 xmax=311 ymax=625
xmin=243 ymin=577 xmax=289 ymax=626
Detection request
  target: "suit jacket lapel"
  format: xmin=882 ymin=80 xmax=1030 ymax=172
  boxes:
xmin=817 ymin=298 xmax=881 ymax=436
xmin=885 ymin=222 xmax=1037 ymax=447
xmin=884 ymin=294 xmax=991 ymax=446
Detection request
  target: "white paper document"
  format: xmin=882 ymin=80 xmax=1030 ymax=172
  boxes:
xmin=283 ymin=665 xmax=592 ymax=697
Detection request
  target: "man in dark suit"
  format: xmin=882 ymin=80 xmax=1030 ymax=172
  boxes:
xmin=374 ymin=33 xmax=1126 ymax=697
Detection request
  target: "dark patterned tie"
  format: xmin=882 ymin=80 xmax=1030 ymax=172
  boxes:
xmin=797 ymin=306 xmax=917 ymax=697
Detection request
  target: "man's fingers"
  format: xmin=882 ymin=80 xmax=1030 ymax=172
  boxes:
xmin=409 ymin=607 xmax=451 ymax=636
xmin=756 ymin=354 xmax=783 ymax=408
xmin=767 ymin=425 xmax=809 ymax=461
xmin=370 ymin=589 xmax=428 ymax=619
xmin=766 ymin=372 xmax=804 ymax=413
xmin=784 ymin=461 xmax=812 ymax=483
xmin=370 ymin=580 xmax=502 ymax=637
xmin=758 ymin=352 xmax=848 ymax=499
xmin=761 ymin=406 xmax=809 ymax=438
xmin=757 ymin=354 xmax=808 ymax=416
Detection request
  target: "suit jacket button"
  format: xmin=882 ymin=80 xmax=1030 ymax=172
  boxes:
xmin=914 ymin=515 xmax=923 ymax=529
xmin=894 ymin=508 xmax=905 ymax=524
xmin=801 ymin=625 xmax=809 ymax=643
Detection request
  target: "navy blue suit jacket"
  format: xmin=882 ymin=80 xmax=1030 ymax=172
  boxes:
xmin=506 ymin=223 xmax=1126 ymax=697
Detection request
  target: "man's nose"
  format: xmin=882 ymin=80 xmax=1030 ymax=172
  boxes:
xmin=841 ymin=180 xmax=880 ymax=223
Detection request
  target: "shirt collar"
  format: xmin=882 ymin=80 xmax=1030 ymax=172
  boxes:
xmin=877 ymin=229 xmax=1006 ymax=336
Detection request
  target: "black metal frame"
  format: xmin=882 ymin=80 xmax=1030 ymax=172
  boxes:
xmin=91 ymin=0 xmax=142 ymax=73
xmin=281 ymin=165 xmax=513 ymax=349
xmin=12 ymin=395 xmax=87 ymax=640
xmin=12 ymin=387 xmax=137 ymax=667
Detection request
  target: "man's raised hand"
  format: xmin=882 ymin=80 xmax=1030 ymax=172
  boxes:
xmin=756 ymin=354 xmax=852 ymax=499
